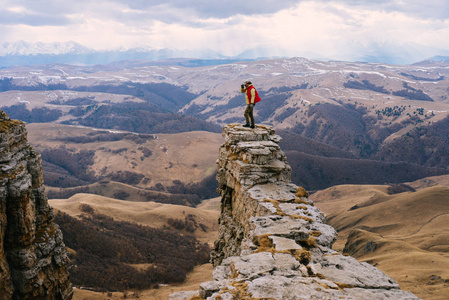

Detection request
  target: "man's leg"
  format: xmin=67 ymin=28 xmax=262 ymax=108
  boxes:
xmin=248 ymin=105 xmax=255 ymax=128
xmin=243 ymin=105 xmax=251 ymax=126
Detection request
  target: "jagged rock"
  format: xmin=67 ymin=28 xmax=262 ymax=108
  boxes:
xmin=270 ymin=236 xmax=303 ymax=251
xmin=199 ymin=280 xmax=224 ymax=298
xmin=311 ymin=253 xmax=399 ymax=289
xmin=250 ymin=216 xmax=310 ymax=242
xmin=172 ymin=124 xmax=420 ymax=299
xmin=0 ymin=111 xmax=73 ymax=300
xmin=168 ymin=290 xmax=200 ymax=300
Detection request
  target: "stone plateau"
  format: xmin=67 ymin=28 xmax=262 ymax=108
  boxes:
xmin=170 ymin=124 xmax=419 ymax=300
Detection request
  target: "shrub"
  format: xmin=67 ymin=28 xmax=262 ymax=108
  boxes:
xmin=54 ymin=210 xmax=210 ymax=292
xmin=41 ymin=146 xmax=96 ymax=185
xmin=108 ymin=171 xmax=144 ymax=185
xmin=166 ymin=214 xmax=208 ymax=233
xmin=387 ymin=183 xmax=416 ymax=195
xmin=113 ymin=190 xmax=130 ymax=200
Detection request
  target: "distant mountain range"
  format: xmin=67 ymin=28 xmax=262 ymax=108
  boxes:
xmin=1 ymin=56 xmax=449 ymax=191
xmin=1 ymin=40 xmax=449 ymax=67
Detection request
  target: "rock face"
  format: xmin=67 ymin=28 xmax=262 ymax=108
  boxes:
xmin=170 ymin=124 xmax=419 ymax=300
xmin=0 ymin=111 xmax=73 ymax=300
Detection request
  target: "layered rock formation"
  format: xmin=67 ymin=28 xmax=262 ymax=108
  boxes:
xmin=0 ymin=111 xmax=72 ymax=300
xmin=170 ymin=124 xmax=419 ymax=300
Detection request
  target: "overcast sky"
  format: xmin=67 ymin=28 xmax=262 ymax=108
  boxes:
xmin=1 ymin=0 xmax=449 ymax=58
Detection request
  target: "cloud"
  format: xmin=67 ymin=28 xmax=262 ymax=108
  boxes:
xmin=1 ymin=0 xmax=449 ymax=61
xmin=340 ymin=0 xmax=449 ymax=20
xmin=0 ymin=8 xmax=72 ymax=26
xmin=110 ymin=0 xmax=301 ymax=18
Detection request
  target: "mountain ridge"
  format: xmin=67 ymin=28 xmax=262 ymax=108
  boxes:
xmin=2 ymin=40 xmax=449 ymax=67
xmin=2 ymin=57 xmax=449 ymax=191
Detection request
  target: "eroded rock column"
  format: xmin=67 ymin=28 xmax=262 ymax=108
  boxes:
xmin=170 ymin=124 xmax=419 ymax=300
xmin=0 ymin=111 xmax=73 ymax=300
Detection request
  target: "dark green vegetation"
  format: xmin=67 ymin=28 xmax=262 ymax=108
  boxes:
xmin=1 ymin=73 xmax=448 ymax=192
xmin=344 ymin=79 xmax=434 ymax=101
xmin=66 ymin=102 xmax=221 ymax=134
xmin=284 ymin=150 xmax=444 ymax=191
xmin=279 ymin=102 xmax=449 ymax=190
xmin=0 ymin=78 xmax=195 ymax=111
xmin=46 ymin=173 xmax=218 ymax=207
xmin=1 ymin=103 xmax=62 ymax=123
xmin=0 ymin=78 xmax=221 ymax=134
xmin=54 ymin=207 xmax=210 ymax=292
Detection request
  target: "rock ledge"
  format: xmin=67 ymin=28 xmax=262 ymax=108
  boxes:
xmin=0 ymin=111 xmax=73 ymax=300
xmin=170 ymin=124 xmax=419 ymax=300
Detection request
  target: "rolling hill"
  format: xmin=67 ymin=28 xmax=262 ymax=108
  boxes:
xmin=311 ymin=180 xmax=449 ymax=300
xmin=2 ymin=57 xmax=449 ymax=193
xmin=49 ymin=195 xmax=220 ymax=300
xmin=26 ymin=123 xmax=222 ymax=197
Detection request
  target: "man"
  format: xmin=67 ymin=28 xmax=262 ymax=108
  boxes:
xmin=241 ymin=80 xmax=261 ymax=129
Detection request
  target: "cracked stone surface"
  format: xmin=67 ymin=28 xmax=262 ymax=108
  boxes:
xmin=170 ymin=124 xmax=420 ymax=300
xmin=0 ymin=111 xmax=73 ymax=300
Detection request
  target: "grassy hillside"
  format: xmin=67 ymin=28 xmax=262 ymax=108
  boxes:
xmin=311 ymin=182 xmax=449 ymax=299
xmin=27 ymin=123 xmax=222 ymax=194
xmin=285 ymin=150 xmax=446 ymax=191
xmin=50 ymin=195 xmax=220 ymax=296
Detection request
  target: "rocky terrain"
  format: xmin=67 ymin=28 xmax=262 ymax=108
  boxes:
xmin=170 ymin=124 xmax=419 ymax=299
xmin=2 ymin=57 xmax=449 ymax=192
xmin=0 ymin=111 xmax=72 ymax=299
xmin=1 ymin=57 xmax=449 ymax=298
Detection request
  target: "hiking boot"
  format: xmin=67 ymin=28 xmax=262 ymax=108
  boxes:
xmin=250 ymin=124 xmax=255 ymax=129
xmin=243 ymin=124 xmax=251 ymax=127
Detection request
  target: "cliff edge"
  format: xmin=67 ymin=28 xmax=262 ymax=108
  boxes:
xmin=0 ymin=111 xmax=72 ymax=300
xmin=171 ymin=124 xmax=419 ymax=300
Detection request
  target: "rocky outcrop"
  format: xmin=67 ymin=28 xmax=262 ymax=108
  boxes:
xmin=170 ymin=124 xmax=419 ymax=300
xmin=0 ymin=111 xmax=72 ymax=300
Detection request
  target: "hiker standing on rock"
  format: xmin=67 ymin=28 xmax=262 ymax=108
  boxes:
xmin=241 ymin=80 xmax=261 ymax=129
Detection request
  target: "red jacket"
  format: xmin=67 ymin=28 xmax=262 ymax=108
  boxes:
xmin=245 ymin=85 xmax=261 ymax=104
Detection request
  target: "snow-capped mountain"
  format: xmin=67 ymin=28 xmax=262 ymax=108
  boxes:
xmin=0 ymin=41 xmax=93 ymax=56
xmin=1 ymin=40 xmax=449 ymax=67
xmin=328 ymin=40 xmax=449 ymax=65
xmin=0 ymin=41 xmax=229 ymax=67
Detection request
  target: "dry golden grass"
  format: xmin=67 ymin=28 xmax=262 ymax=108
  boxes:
xmin=72 ymin=263 xmax=214 ymax=300
xmin=196 ymin=197 xmax=221 ymax=211
xmin=311 ymin=182 xmax=449 ymax=300
xmin=46 ymin=180 xmax=177 ymax=203
xmin=27 ymin=123 xmax=223 ymax=188
xmin=295 ymin=186 xmax=309 ymax=198
xmin=50 ymin=195 xmax=221 ymax=299
xmin=50 ymin=194 xmax=220 ymax=244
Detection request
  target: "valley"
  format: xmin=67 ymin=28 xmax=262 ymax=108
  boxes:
xmin=1 ymin=57 xmax=449 ymax=298
xmin=312 ymin=179 xmax=449 ymax=300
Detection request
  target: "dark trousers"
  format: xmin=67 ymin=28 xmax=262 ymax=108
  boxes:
xmin=244 ymin=104 xmax=255 ymax=125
